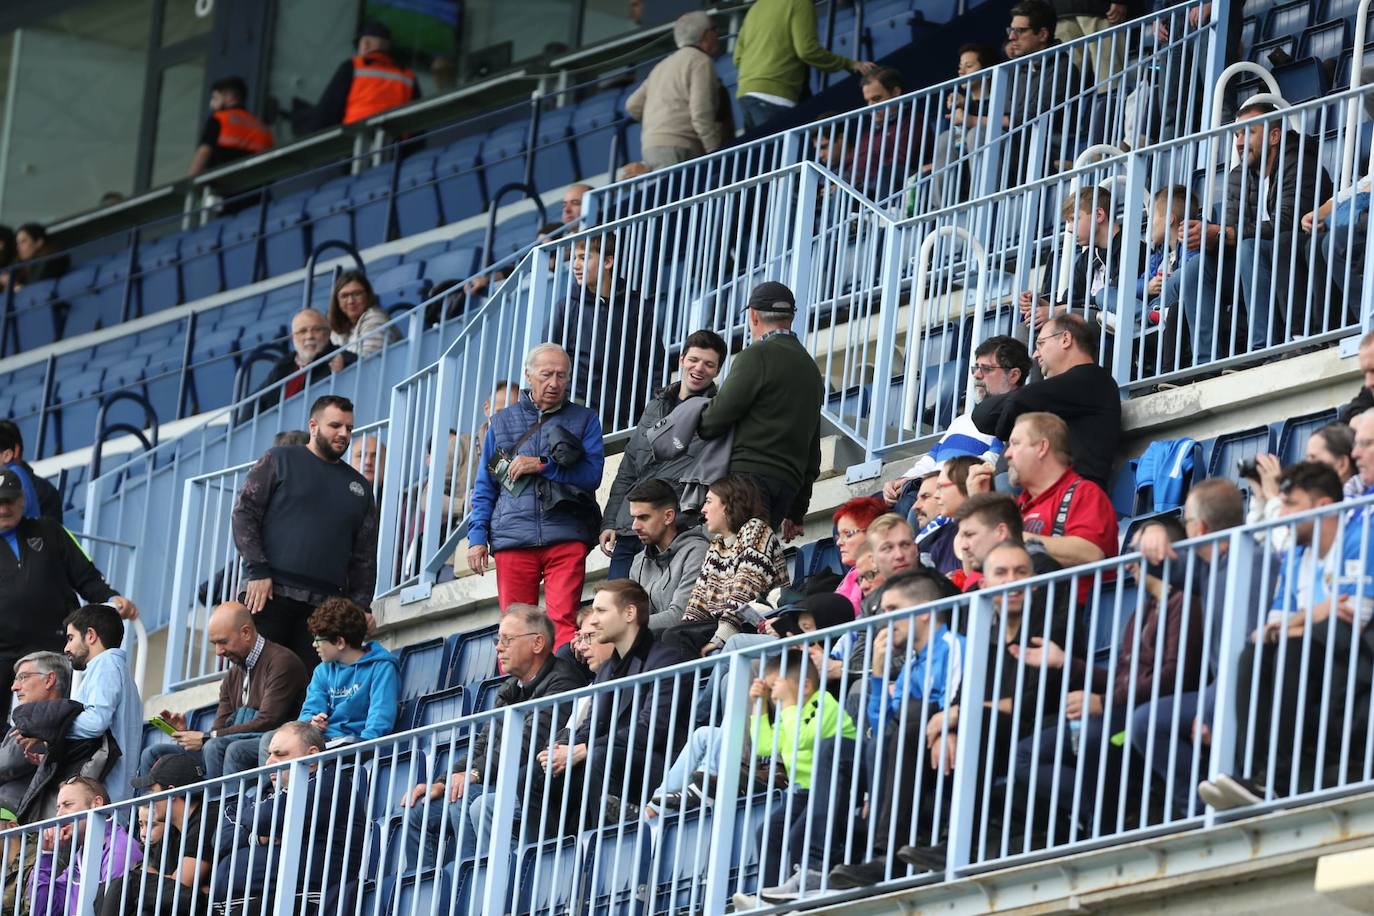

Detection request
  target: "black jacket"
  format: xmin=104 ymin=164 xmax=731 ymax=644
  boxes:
xmin=464 ymin=654 xmax=588 ymax=776
xmin=1341 ymin=385 xmax=1374 ymax=422
xmin=601 ymin=381 xmax=717 ymax=536
xmin=11 ymin=698 xmax=118 ymax=823
xmin=1223 ymin=129 xmax=1332 ymax=241
xmin=240 ymin=346 xmax=352 ymax=423
xmin=0 ymin=516 xmax=118 ymax=655
xmin=572 ymin=627 xmax=690 ymax=797
xmin=972 ymin=362 xmax=1122 ymax=488
xmin=21 ymin=464 xmax=62 ymax=525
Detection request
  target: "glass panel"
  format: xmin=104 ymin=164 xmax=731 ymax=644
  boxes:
xmin=0 ymin=0 xmax=154 ymax=224
xmin=459 ymin=0 xmax=576 ymax=77
xmin=150 ymin=56 xmax=207 ymax=188
xmin=161 ymin=0 xmax=214 ymax=47
xmin=580 ymin=0 xmax=649 ymax=46
xmin=266 ymin=0 xmax=361 ymax=143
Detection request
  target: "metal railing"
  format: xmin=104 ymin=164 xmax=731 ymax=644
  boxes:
xmin=16 ymin=493 xmax=1374 ymax=914
xmin=587 ymin=0 xmax=1220 ymax=223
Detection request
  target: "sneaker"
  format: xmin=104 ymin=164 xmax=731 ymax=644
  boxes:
xmin=731 ymin=891 xmax=761 ymax=910
xmin=1198 ymin=773 xmax=1264 ymax=810
xmin=758 ymin=867 xmax=827 ymax=903
xmin=827 ymin=859 xmax=890 ymax=889
xmin=601 ymin=794 xmax=640 ymax=823
xmin=1097 ymin=310 xmax=1119 ymax=335
xmin=895 ymin=842 xmax=947 ymax=871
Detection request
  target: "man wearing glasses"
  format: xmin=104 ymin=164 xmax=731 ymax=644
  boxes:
xmin=397 ymin=605 xmax=586 ymax=866
xmin=973 ymin=313 xmax=1120 ymax=488
xmin=240 ymin=308 xmax=352 ymax=423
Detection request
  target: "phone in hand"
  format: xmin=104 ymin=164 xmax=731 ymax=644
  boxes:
xmin=148 ymin=715 xmax=178 ymax=736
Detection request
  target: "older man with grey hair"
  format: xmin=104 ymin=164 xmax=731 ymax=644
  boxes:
xmin=466 ymin=344 xmax=605 ymax=647
xmin=625 ymin=11 xmax=728 ymax=170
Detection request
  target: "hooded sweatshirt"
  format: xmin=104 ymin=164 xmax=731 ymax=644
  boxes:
xmin=298 ymin=642 xmax=400 ymax=741
xmin=631 ymin=527 xmax=711 ymax=633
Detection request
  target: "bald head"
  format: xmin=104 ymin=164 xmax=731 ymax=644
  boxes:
xmin=562 ymin=184 xmax=592 ymax=224
xmin=208 ymin=601 xmax=258 ymax=666
xmin=1352 ymin=410 xmax=1374 ymax=486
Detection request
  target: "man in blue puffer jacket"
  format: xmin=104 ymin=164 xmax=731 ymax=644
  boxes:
xmin=467 ymin=343 xmax=606 ymax=649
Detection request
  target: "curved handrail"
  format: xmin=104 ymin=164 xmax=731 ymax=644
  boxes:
xmin=902 ymin=226 xmax=988 ymax=430
xmin=482 ymin=183 xmax=547 ymax=270
xmin=91 ymin=391 xmax=160 ymax=479
xmin=300 ymin=240 xmax=367 ymax=313
xmin=1210 ymin=62 xmax=1282 ymax=129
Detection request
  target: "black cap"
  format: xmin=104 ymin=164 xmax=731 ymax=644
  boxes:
xmin=743 ymin=281 xmax=796 ymax=315
xmin=358 ymin=20 xmax=392 ymax=41
xmin=131 ymin=753 xmax=204 ymax=790
xmin=770 ymin=592 xmax=855 ymax=637
xmin=0 ymin=470 xmax=22 ymax=501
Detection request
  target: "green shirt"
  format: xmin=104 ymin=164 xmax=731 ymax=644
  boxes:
xmin=733 ymin=0 xmax=854 ymax=103
xmin=751 ymin=690 xmax=857 ymax=790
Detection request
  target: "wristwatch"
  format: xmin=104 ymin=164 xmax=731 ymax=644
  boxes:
xmin=468 ymin=769 xmax=482 ymax=784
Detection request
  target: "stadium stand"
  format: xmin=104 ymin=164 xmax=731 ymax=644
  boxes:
xmin=9 ymin=0 xmax=1374 ymax=913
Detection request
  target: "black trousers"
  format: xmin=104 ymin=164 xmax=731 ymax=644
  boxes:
xmin=248 ymin=594 xmax=320 ymax=675
xmin=738 ymin=473 xmax=798 ymax=531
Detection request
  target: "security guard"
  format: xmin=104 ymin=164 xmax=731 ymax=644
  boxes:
xmin=301 ymin=20 xmax=420 ymax=132
xmin=0 ymin=470 xmax=137 ymax=720
xmin=187 ymin=76 xmax=274 ymax=178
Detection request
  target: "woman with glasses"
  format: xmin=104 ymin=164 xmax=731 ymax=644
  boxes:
xmin=832 ymin=495 xmax=888 ymax=615
xmin=327 ymin=270 xmax=399 ymax=360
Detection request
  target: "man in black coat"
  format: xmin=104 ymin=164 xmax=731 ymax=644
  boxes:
xmin=397 ymin=605 xmax=587 ymax=865
xmin=0 ymin=470 xmax=136 ymax=721
xmin=539 ymin=579 xmax=691 ymax=827
xmin=240 ymin=308 xmax=352 ymax=423
xmin=0 ymin=421 xmax=61 ymax=523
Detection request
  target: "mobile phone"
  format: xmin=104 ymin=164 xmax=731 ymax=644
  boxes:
xmin=148 ymin=715 xmax=177 ymax=736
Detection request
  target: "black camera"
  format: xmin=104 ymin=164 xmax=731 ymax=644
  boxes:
xmin=1237 ymin=458 xmax=1260 ymax=482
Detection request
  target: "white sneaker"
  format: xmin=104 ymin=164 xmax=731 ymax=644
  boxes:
xmin=759 ymin=868 xmax=828 ymax=903
xmin=731 ymin=892 xmax=762 ymax=910
xmin=1097 ymin=310 xmax=1119 ymax=334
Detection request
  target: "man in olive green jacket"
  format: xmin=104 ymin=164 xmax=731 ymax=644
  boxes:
xmin=698 ymin=282 xmax=822 ymax=542
xmin=734 ymin=0 xmax=875 ymax=131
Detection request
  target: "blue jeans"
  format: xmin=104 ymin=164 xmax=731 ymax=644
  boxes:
xmin=223 ymin=731 xmax=273 ymax=775
xmin=400 ymin=783 xmax=505 ymax=867
xmin=607 ymin=535 xmax=643 ymax=580
xmin=1129 ymin=690 xmax=1208 ymax=819
xmin=739 ymin=96 xmax=791 ymax=133
xmin=652 ymin=725 xmax=727 ymax=801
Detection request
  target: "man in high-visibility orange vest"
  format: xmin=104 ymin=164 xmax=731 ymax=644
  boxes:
xmin=188 ymin=76 xmax=275 ymax=177
xmin=302 ymin=20 xmax=420 ymax=132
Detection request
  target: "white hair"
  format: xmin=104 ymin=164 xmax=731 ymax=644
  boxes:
xmin=674 ymin=11 xmax=713 ymax=48
xmin=524 ymin=343 xmax=571 ymax=374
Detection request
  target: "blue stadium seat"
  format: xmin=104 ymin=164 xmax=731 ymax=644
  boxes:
xmin=573 ymin=95 xmax=624 ymax=182
xmin=187 ymin=704 xmax=217 ymax=733
xmin=445 ymin=625 xmax=499 ymax=688
xmin=137 ymin=233 xmax=184 ymax=316
xmin=414 ymin=686 xmax=467 ymax=728
xmin=792 ymin=537 xmax=844 ymax=590
xmin=473 ymin=676 xmax=507 ymax=713
xmin=1274 ymin=57 xmax=1331 ymax=101
xmin=1088 ymin=579 xmax=1144 ymax=659
xmin=221 ymin=210 xmax=262 ymax=288
xmin=179 ymin=222 xmax=224 ymax=302
xmin=1276 ymin=407 xmax=1339 ymax=464
xmin=513 ymin=837 xmax=584 ymax=916
xmin=1243 ymin=0 xmax=1276 ymax=20
xmin=533 ymin=106 xmax=580 ymax=190
xmin=425 ymin=248 xmax=480 ymax=285
xmin=1319 ymin=0 xmax=1361 ymax=20
xmin=12 ymin=279 xmax=60 ymax=350
xmin=1240 ymin=15 xmax=1259 ymax=56
xmin=263 ymin=191 xmax=311 ymax=277
xmin=396 ymin=151 xmax=444 ymax=237
xmin=652 ymin=807 xmax=717 ymax=914
xmin=920 ymin=359 xmax=967 ymax=432
xmin=1299 ymin=18 xmax=1349 ymax=60
xmin=1249 ymin=34 xmax=1296 ymax=62
xmin=372 ymin=262 xmax=425 ymax=294
xmin=585 ymin=824 xmax=653 ymax=916
xmin=350 ymin=167 xmax=398 ymax=249
xmin=305 ymin=178 xmax=355 ymax=251
xmin=397 ymin=637 xmax=449 ymax=712
xmin=54 ymin=265 xmax=103 ymax=337
xmin=492 ymin=211 xmax=543 ymax=259
xmin=481 ymin=121 xmax=532 ymax=200
xmin=1206 ymin=425 xmax=1276 ymax=482
xmin=55 ymin=371 xmax=105 ymax=452
xmin=393 ymin=863 xmax=451 ymax=915
xmin=436 ymin=135 xmax=488 ymax=224
xmin=1264 ymin=0 xmax=1314 ymax=41
xmin=403 ymin=239 xmax=449 ymax=265
xmin=213 ymin=295 xmax=265 ymax=333
xmin=367 ymin=749 xmax=428 ymax=821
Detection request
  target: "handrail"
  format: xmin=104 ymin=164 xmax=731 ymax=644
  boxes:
xmin=300 ymin=240 xmax=367 ymax=313
xmin=91 ymin=391 xmax=159 ymax=479
xmin=1210 ymin=62 xmax=1283 ymax=129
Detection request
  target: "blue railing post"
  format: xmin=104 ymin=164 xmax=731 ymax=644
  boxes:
xmin=175 ymin=311 xmax=199 ymax=419
xmin=383 ymin=143 xmax=404 ymax=243
xmin=972 ymin=67 xmax=1011 ymax=200
xmin=855 ymin=218 xmax=904 ymax=471
xmin=1112 ymin=150 xmax=1148 ymax=390
xmin=479 ymin=705 xmax=527 ymax=914
xmin=702 ymin=651 xmax=755 ymax=911
xmin=1204 ymin=529 xmax=1260 ymax=828
xmin=163 ymin=474 xmax=203 ymax=693
xmin=0 ymin=279 xmax=15 ymax=358
xmin=374 ymin=382 xmax=408 ymax=598
xmin=524 ymin=251 xmax=553 ymax=358
xmin=419 ymin=353 xmax=460 ymax=583
xmin=271 ymin=760 xmax=312 ymax=916
xmin=71 ymin=809 xmax=107 ymax=916
xmin=1201 ymin=0 xmax=1233 ymax=130
xmin=786 ymin=166 xmax=820 ymax=338
xmin=524 ymin=91 xmax=543 ymax=191
xmin=945 ymin=593 xmax=992 ymax=878
xmin=34 ymin=354 xmax=56 ymax=459
xmin=120 ymin=226 xmax=140 ymax=324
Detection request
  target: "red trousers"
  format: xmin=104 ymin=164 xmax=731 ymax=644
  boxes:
xmin=493 ymin=540 xmax=588 ymax=648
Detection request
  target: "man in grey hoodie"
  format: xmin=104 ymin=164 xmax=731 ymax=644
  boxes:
xmin=627 ymin=479 xmax=709 ymax=634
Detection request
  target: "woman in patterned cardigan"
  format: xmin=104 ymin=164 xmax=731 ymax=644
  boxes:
xmin=668 ymin=474 xmax=789 ymax=658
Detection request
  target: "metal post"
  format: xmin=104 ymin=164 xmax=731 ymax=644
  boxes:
xmin=786 ymin=166 xmax=820 ymax=338
xmin=524 ymin=90 xmax=542 ymax=191
xmin=374 ymin=383 xmax=407 ymax=597
xmin=1201 ymin=0 xmax=1238 ymax=130
xmin=0 ymin=279 xmax=14 ymax=357
xmin=71 ymin=810 xmax=108 ymax=916
xmin=418 ymin=352 xmax=460 ymax=585
xmin=972 ymin=67 xmax=1010 ymax=200
xmin=1204 ymin=531 xmax=1259 ymax=827
xmin=120 ymin=226 xmax=139 ymax=324
xmin=175 ymin=311 xmax=198 ymax=420
xmin=479 ymin=706 xmax=527 ymax=914
xmin=1111 ymin=150 xmax=1148 ymax=389
xmin=702 ymin=653 xmax=754 ymax=911
xmin=163 ymin=475 xmax=202 ymax=693
xmin=34 ymin=353 xmax=55 ymax=458
xmin=945 ymin=594 xmax=992 ymax=877
xmin=1341 ymin=0 xmax=1373 ymax=189
xmin=852 ymin=219 xmax=905 ymax=477
xmin=271 ymin=761 xmax=312 ymax=916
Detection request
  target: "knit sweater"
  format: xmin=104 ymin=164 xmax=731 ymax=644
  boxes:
xmin=734 ymin=0 xmax=854 ymax=103
xmin=625 ymin=46 xmax=724 ymax=154
xmin=681 ymin=518 xmax=789 ymax=641
xmin=698 ymin=330 xmax=823 ymax=523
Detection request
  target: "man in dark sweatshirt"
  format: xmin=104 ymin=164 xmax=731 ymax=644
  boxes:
xmin=698 ymin=281 xmax=823 ymax=541
xmin=972 ymin=312 xmax=1120 ymax=488
xmin=232 ymin=394 xmax=378 ymax=672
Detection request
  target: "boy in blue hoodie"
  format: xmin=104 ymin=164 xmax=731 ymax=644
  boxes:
xmin=297 ymin=597 xmax=400 ymax=744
